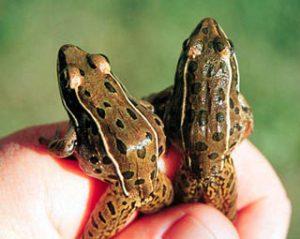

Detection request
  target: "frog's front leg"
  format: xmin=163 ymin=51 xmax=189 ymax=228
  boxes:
xmin=82 ymin=185 xmax=138 ymax=239
xmin=40 ymin=124 xmax=77 ymax=158
xmin=139 ymin=172 xmax=174 ymax=214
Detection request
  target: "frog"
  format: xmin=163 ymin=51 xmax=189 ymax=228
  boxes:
xmin=41 ymin=44 xmax=174 ymax=239
xmin=146 ymin=17 xmax=254 ymax=221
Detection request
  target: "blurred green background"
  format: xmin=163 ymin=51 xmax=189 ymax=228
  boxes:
xmin=0 ymin=0 xmax=299 ymax=237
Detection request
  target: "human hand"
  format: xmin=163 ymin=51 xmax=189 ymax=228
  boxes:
xmin=0 ymin=123 xmax=291 ymax=239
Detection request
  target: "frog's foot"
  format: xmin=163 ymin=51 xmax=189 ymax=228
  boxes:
xmin=139 ymin=172 xmax=174 ymax=214
xmin=138 ymin=99 xmax=155 ymax=112
xmin=39 ymin=126 xmax=77 ymax=158
xmin=82 ymin=186 xmax=137 ymax=239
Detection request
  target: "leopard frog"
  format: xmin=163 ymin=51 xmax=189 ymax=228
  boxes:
xmin=43 ymin=44 xmax=173 ymax=239
xmin=147 ymin=18 xmax=253 ymax=221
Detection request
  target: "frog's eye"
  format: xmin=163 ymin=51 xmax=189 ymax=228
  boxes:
xmin=212 ymin=37 xmax=225 ymax=52
xmin=87 ymin=54 xmax=111 ymax=74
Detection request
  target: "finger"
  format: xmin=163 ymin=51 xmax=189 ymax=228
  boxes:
xmin=114 ymin=204 xmax=239 ymax=239
xmin=233 ymin=140 xmax=291 ymax=239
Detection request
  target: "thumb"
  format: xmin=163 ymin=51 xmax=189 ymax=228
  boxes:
xmin=114 ymin=204 xmax=239 ymax=239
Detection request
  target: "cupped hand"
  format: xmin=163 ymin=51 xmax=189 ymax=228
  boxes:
xmin=0 ymin=123 xmax=291 ymax=239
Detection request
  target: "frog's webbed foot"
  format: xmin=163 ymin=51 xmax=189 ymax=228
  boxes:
xmin=82 ymin=186 xmax=138 ymax=239
xmin=39 ymin=125 xmax=77 ymax=158
xmin=139 ymin=172 xmax=174 ymax=214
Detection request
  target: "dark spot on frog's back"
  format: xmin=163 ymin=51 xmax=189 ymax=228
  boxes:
xmin=195 ymin=141 xmax=208 ymax=151
xmin=126 ymin=108 xmax=137 ymax=120
xmin=116 ymin=119 xmax=124 ymax=128
xmin=93 ymin=168 xmax=102 ymax=174
xmin=104 ymin=81 xmax=117 ymax=93
xmin=122 ymin=171 xmax=134 ymax=179
xmin=137 ymin=146 xmax=146 ymax=159
xmin=234 ymin=107 xmax=240 ymax=115
xmin=92 ymin=216 xmax=99 ymax=228
xmin=230 ymin=98 xmax=234 ymax=109
xmin=150 ymin=155 xmax=156 ymax=162
xmin=102 ymin=156 xmax=112 ymax=165
xmin=216 ymin=112 xmax=225 ymax=123
xmin=212 ymin=132 xmax=224 ymax=141
xmin=116 ymin=138 xmax=127 ymax=154
xmin=150 ymin=170 xmax=156 ymax=180
xmin=97 ymin=212 xmax=106 ymax=224
xmin=208 ymin=152 xmax=219 ymax=160
xmin=107 ymin=201 xmax=116 ymax=215
xmin=108 ymin=174 xmax=118 ymax=180
xmin=84 ymin=90 xmax=91 ymax=97
xmin=96 ymin=108 xmax=106 ymax=119
xmin=89 ymin=156 xmax=99 ymax=164
xmin=135 ymin=179 xmax=145 ymax=185
xmin=103 ymin=101 xmax=111 ymax=108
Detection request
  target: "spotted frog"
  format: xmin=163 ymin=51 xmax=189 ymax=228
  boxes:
xmin=42 ymin=45 xmax=173 ymax=239
xmin=147 ymin=18 xmax=254 ymax=221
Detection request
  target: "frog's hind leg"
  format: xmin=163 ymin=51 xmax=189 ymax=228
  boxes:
xmin=202 ymin=156 xmax=237 ymax=221
xmin=173 ymin=164 xmax=199 ymax=203
xmin=139 ymin=172 xmax=174 ymax=214
xmin=82 ymin=186 xmax=138 ymax=239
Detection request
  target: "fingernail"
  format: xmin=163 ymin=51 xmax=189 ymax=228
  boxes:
xmin=163 ymin=214 xmax=216 ymax=239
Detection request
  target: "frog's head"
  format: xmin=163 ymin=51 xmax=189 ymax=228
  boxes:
xmin=176 ymin=17 xmax=236 ymax=86
xmin=182 ymin=17 xmax=234 ymax=60
xmin=56 ymin=44 xmax=112 ymax=126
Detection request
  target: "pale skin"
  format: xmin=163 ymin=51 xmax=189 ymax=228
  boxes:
xmin=0 ymin=123 xmax=291 ymax=239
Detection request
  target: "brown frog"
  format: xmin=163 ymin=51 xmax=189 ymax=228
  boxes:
xmin=147 ymin=18 xmax=254 ymax=221
xmin=41 ymin=44 xmax=173 ymax=239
